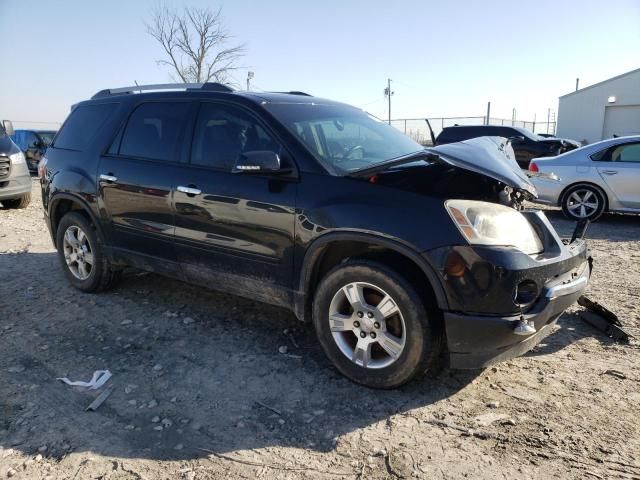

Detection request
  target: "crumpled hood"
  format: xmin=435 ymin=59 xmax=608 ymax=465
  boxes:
xmin=427 ymin=136 xmax=537 ymax=197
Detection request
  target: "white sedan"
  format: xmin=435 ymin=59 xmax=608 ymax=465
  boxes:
xmin=528 ymin=135 xmax=640 ymax=221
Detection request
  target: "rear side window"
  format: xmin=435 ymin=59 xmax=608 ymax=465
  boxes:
xmin=119 ymin=102 xmax=189 ymax=162
xmin=54 ymin=103 xmax=117 ymax=151
xmin=611 ymin=142 xmax=640 ymax=163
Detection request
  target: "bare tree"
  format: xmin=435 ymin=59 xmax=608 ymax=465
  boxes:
xmin=147 ymin=5 xmax=245 ymax=84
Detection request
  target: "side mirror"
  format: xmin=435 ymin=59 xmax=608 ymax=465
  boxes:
xmin=233 ymin=150 xmax=281 ymax=174
xmin=2 ymin=120 xmax=14 ymax=137
xmin=509 ymin=135 xmax=525 ymax=144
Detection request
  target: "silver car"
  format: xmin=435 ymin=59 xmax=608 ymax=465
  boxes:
xmin=529 ymin=135 xmax=640 ymax=221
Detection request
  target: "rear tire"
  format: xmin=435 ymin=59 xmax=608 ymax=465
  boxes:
xmin=2 ymin=193 xmax=31 ymax=209
xmin=56 ymin=212 xmax=121 ymax=292
xmin=561 ymin=184 xmax=606 ymax=221
xmin=312 ymin=259 xmax=442 ymax=389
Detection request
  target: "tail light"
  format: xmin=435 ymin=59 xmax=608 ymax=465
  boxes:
xmin=529 ymin=162 xmax=539 ymax=173
xmin=38 ymin=155 xmax=48 ymax=178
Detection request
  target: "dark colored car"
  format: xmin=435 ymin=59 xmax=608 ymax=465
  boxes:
xmin=0 ymin=120 xmax=32 ymax=208
xmin=40 ymin=83 xmax=590 ymax=388
xmin=435 ymin=125 xmax=579 ymax=169
xmin=11 ymin=129 xmax=56 ymax=172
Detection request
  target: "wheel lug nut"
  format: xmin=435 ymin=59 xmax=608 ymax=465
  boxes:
xmin=357 ymin=311 xmax=364 ymax=318
xmin=353 ymin=321 xmax=360 ymax=328
xmin=374 ymin=322 xmax=380 ymax=329
xmin=360 ymin=331 xmax=366 ymax=338
xmin=370 ymin=332 xmax=376 ymax=339
xmin=367 ymin=312 xmax=374 ymax=318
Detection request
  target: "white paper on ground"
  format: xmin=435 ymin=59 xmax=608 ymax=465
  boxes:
xmin=57 ymin=370 xmax=112 ymax=389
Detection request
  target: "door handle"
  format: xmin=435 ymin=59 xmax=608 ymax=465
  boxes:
xmin=177 ymin=185 xmax=202 ymax=196
xmin=602 ymin=170 xmax=618 ymax=175
xmin=99 ymin=174 xmax=118 ymax=183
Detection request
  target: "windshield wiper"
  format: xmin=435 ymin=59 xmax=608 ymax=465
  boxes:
xmin=347 ymin=150 xmax=440 ymax=177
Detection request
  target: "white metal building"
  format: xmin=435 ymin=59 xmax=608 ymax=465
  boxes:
xmin=556 ymin=68 xmax=640 ymax=145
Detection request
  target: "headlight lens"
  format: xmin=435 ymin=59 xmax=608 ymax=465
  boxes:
xmin=9 ymin=151 xmax=25 ymax=165
xmin=445 ymin=199 xmax=543 ymax=254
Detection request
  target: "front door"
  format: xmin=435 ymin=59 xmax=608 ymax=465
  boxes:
xmin=594 ymin=141 xmax=640 ymax=209
xmin=172 ymin=102 xmax=297 ymax=306
xmin=98 ymin=100 xmax=191 ymax=269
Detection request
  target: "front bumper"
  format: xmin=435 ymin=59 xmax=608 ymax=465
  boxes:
xmin=445 ymin=259 xmax=589 ymax=368
xmin=423 ymin=209 xmax=590 ymax=369
xmin=0 ymin=166 xmax=31 ymax=201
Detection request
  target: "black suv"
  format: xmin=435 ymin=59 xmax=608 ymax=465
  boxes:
xmin=435 ymin=125 xmax=579 ymax=169
xmin=40 ymin=84 xmax=590 ymax=388
xmin=11 ymin=129 xmax=56 ymax=172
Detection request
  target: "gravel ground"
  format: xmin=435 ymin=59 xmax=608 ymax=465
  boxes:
xmin=1 ymin=178 xmax=639 ymax=479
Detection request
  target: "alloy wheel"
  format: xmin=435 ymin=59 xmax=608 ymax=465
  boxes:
xmin=566 ymin=189 xmax=599 ymax=219
xmin=328 ymin=281 xmax=406 ymax=369
xmin=62 ymin=225 xmax=94 ymax=280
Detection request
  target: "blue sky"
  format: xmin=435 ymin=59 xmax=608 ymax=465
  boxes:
xmin=1 ymin=0 xmax=638 ymax=126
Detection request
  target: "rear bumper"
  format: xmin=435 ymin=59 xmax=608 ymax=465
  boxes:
xmin=446 ymin=258 xmax=589 ymax=369
xmin=530 ymin=176 xmax=565 ymax=205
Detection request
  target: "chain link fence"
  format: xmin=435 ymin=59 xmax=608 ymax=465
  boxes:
xmin=389 ymin=117 xmax=557 ymax=145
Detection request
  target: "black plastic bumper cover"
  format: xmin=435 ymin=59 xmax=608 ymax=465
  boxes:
xmin=446 ymin=259 xmax=589 ymax=369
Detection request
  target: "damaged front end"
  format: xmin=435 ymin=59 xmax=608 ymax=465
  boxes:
xmin=424 ymin=209 xmax=590 ymax=368
xmin=423 ymin=138 xmax=591 ymax=367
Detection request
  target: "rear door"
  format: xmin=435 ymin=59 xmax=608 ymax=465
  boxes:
xmin=98 ymin=100 xmax=193 ymax=270
xmin=172 ymin=101 xmax=297 ymax=305
xmin=594 ymin=141 xmax=640 ymax=208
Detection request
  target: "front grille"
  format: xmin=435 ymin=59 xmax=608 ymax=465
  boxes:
xmin=0 ymin=156 xmax=10 ymax=181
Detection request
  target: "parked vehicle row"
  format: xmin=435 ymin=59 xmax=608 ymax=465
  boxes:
xmin=39 ymin=83 xmax=590 ymax=388
xmin=434 ymin=125 xmax=580 ymax=169
xmin=0 ymin=120 xmax=32 ymax=209
xmin=529 ymin=135 xmax=640 ymax=221
xmin=11 ymin=129 xmax=56 ymax=172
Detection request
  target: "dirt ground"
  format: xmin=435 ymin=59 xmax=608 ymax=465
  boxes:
xmin=1 ymin=179 xmax=639 ymax=480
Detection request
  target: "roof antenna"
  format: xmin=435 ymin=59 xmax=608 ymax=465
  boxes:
xmin=134 ymin=80 xmax=141 ymax=93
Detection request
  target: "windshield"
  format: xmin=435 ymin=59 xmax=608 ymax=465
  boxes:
xmin=37 ymin=131 xmax=56 ymax=146
xmin=264 ymin=103 xmax=423 ymax=174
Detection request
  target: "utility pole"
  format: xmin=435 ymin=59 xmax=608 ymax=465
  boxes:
xmin=247 ymin=71 xmax=254 ymax=91
xmin=384 ymin=78 xmax=393 ymax=125
xmin=546 ymin=108 xmax=551 ymax=134
xmin=485 ymin=101 xmax=491 ymax=125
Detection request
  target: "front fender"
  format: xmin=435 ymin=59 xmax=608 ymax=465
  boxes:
xmin=297 ymin=230 xmax=449 ymax=313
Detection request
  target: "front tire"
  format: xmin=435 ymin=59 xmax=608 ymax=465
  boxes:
xmin=312 ymin=260 xmax=442 ymax=389
xmin=561 ymin=184 xmax=606 ymax=221
xmin=56 ymin=212 xmax=120 ymax=292
xmin=2 ymin=193 xmax=31 ymax=209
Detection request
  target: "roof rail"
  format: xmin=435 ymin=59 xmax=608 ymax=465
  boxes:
xmin=91 ymin=82 xmax=233 ymax=99
xmin=286 ymin=91 xmax=312 ymax=96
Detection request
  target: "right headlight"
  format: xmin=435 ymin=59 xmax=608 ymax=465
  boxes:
xmin=445 ymin=199 xmax=543 ymax=255
xmin=9 ymin=151 xmax=25 ymax=165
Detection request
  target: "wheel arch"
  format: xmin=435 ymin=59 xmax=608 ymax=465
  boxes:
xmin=295 ymin=232 xmax=448 ymax=322
xmin=558 ymin=181 xmax=610 ymax=211
xmin=49 ymin=193 xmax=105 ymax=249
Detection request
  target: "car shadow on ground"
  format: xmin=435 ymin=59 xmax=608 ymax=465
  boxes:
xmin=1 ymin=251 xmax=488 ymax=463
xmin=0 ymin=250 xmax=614 ymax=463
xmin=524 ymin=311 xmax=618 ymax=359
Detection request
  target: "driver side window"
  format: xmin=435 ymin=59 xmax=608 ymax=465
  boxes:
xmin=190 ymin=103 xmax=282 ymax=171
